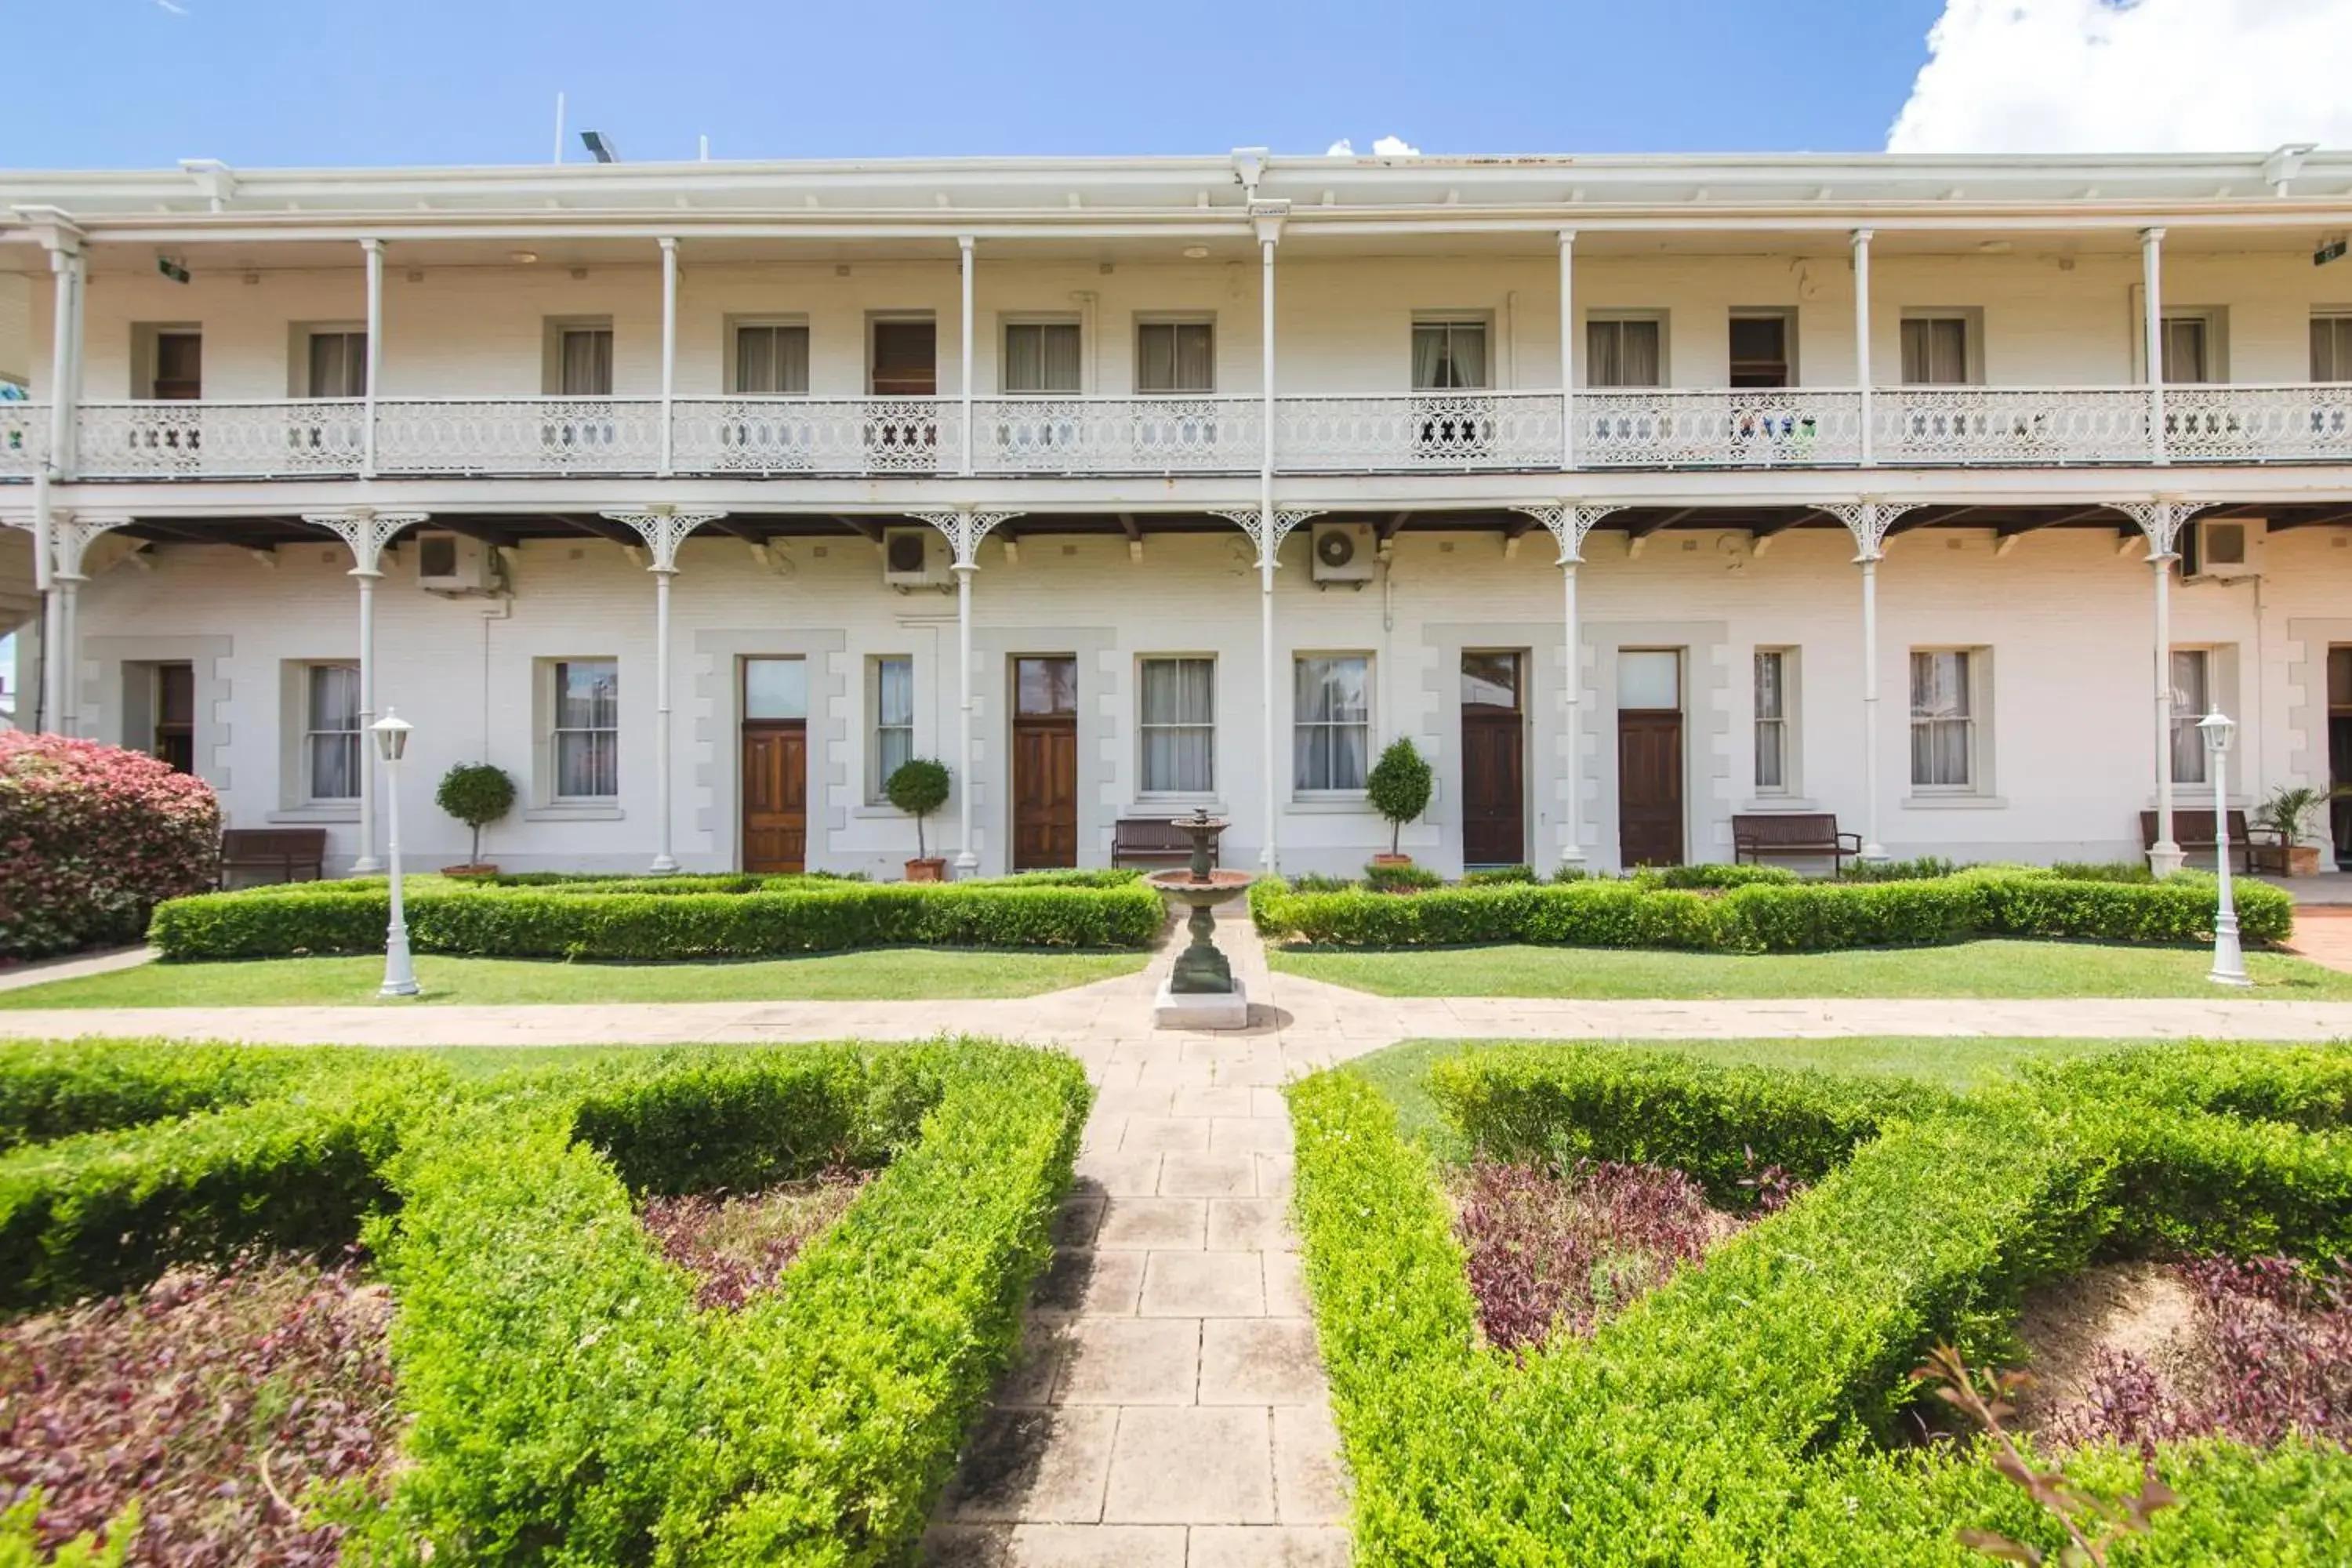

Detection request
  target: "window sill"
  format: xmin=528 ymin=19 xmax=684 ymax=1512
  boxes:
xmin=526 ymin=804 xmax=626 ymax=822
xmin=1900 ymin=793 xmax=2008 ymax=811
xmin=1128 ymin=797 xmax=1227 ymax=818
xmin=267 ymin=806 xmax=359 ymax=824
xmin=1287 ymin=795 xmax=1374 ymax=815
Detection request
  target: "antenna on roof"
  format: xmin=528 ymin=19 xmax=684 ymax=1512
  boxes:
xmin=582 ymin=130 xmax=620 ymax=165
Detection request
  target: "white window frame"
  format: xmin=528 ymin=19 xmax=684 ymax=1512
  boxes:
xmin=2313 ymin=310 xmax=2352 ymax=383
xmin=1138 ymin=655 xmax=1217 ymax=798
xmin=1584 ymin=310 xmax=1669 ymax=389
xmin=869 ymin=655 xmax=914 ymax=804
xmin=2169 ymin=647 xmax=2213 ymax=787
xmin=1134 ymin=316 xmax=1216 ymax=394
xmin=1000 ymin=314 xmax=1085 ymax=395
xmin=543 ymin=318 xmax=615 ymax=397
xmin=1899 ymin=309 xmax=1984 ymax=387
xmin=1292 ymin=652 xmax=1374 ymax=797
xmin=1907 ymin=647 xmax=1986 ymax=794
xmin=1753 ymin=648 xmax=1796 ymax=797
xmin=302 ymin=661 xmax=362 ymax=803
xmin=726 ymin=316 xmax=811 ymax=396
xmin=1410 ymin=314 xmax=1494 ymax=391
xmin=548 ymin=657 xmax=620 ymax=802
xmin=292 ymin=323 xmax=368 ymax=400
xmin=1728 ymin=309 xmax=1796 ymax=388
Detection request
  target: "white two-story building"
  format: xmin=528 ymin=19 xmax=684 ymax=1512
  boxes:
xmin=4 ymin=147 xmax=2351 ymax=879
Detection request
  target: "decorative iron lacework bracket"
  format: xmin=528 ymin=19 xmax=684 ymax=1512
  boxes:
xmin=1209 ymin=506 xmax=1327 ymax=570
xmin=1823 ymin=500 xmax=1925 ymax=564
xmin=2107 ymin=499 xmax=2223 ymax=562
xmin=303 ymin=510 xmax=430 ymax=579
xmin=908 ymin=510 xmax=1024 ymax=570
xmin=6 ymin=512 xmax=135 ymax=581
xmin=1508 ymin=503 xmax=1629 ymax=566
xmin=601 ymin=508 xmax=730 ymax=574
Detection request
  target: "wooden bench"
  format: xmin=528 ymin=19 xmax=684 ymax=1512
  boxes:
xmin=1111 ymin=818 xmax=1212 ymax=869
xmin=219 ymin=827 xmax=328 ymax=887
xmin=1733 ymin=812 xmax=1862 ymax=872
xmin=2140 ymin=809 xmax=2260 ymax=875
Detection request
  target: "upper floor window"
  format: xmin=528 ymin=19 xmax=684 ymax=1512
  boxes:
xmin=304 ymin=329 xmax=368 ymax=398
xmin=1137 ymin=320 xmax=1214 ymax=394
xmin=733 ymin=322 xmax=810 ymax=395
xmin=1900 ymin=315 xmax=1972 ymax=386
xmin=1411 ymin=319 xmax=1489 ymax=390
xmin=869 ymin=318 xmax=937 ymax=397
xmin=2161 ymin=314 xmax=2216 ymax=383
xmin=2313 ymin=314 xmax=2352 ymax=382
xmin=1586 ymin=317 xmax=1663 ymax=388
xmin=550 ymin=322 xmax=613 ymax=397
xmin=137 ymin=327 xmax=201 ymax=400
xmin=1729 ymin=314 xmax=1791 ymax=389
xmin=1003 ymin=320 xmax=1082 ymax=394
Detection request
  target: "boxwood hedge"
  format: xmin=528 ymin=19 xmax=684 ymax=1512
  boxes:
xmin=0 ymin=1036 xmax=1091 ymax=1566
xmin=1290 ymin=1040 xmax=2352 ymax=1564
xmin=1254 ymin=866 xmax=2292 ymax=952
xmin=149 ymin=873 xmax=1166 ymax=960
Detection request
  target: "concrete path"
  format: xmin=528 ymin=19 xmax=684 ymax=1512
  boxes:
xmin=0 ymin=946 xmax=154 ymax=994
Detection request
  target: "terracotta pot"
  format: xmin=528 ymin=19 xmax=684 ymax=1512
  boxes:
xmin=440 ymin=864 xmax=499 ymax=879
xmin=1370 ymin=852 xmax=1413 ymax=869
xmin=2288 ymin=844 xmax=2324 ymax=877
xmin=905 ymin=858 xmax=947 ymax=884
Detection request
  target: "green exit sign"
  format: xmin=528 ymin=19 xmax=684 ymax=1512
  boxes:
xmin=156 ymin=256 xmax=190 ymax=284
xmin=2318 ymin=238 xmax=2349 ymax=268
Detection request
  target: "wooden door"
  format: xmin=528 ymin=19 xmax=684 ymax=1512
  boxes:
xmin=742 ymin=727 xmax=808 ymax=873
xmin=1617 ymin=711 xmax=1684 ymax=867
xmin=1460 ymin=652 xmax=1525 ymax=867
xmin=1012 ymin=655 xmax=1078 ymax=869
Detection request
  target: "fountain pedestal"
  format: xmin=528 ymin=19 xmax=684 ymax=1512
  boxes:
xmin=1143 ymin=810 xmax=1254 ymax=1031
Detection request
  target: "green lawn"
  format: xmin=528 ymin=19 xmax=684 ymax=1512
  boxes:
xmin=0 ymin=949 xmax=1149 ymax=1008
xmin=1269 ymin=938 xmax=2352 ymax=1000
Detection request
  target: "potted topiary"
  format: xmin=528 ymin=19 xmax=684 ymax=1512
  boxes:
xmin=2250 ymin=783 xmax=2347 ymax=877
xmin=1366 ymin=736 xmax=1434 ymax=869
xmin=886 ymin=757 xmax=953 ymax=882
xmin=435 ymin=763 xmax=516 ymax=877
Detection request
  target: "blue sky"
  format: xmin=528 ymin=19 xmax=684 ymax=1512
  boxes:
xmin=11 ymin=0 xmax=1955 ymax=168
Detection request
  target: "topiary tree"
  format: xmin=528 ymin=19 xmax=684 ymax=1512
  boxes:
xmin=0 ymin=733 xmax=221 ymax=960
xmin=435 ymin=763 xmax=517 ymax=866
xmin=1367 ymin=736 xmax=1435 ymax=858
xmin=885 ymin=757 xmax=953 ymax=861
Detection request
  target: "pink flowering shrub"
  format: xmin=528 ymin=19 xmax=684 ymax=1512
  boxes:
xmin=0 ymin=734 xmax=220 ymax=960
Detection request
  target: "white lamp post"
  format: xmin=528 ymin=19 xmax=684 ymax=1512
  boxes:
xmin=372 ymin=707 xmax=419 ymax=997
xmin=2198 ymin=709 xmax=2250 ymax=987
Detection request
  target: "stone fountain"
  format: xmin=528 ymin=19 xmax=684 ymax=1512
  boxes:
xmin=1145 ymin=807 xmax=1254 ymax=1030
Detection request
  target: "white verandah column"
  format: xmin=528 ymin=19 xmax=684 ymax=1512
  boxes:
xmin=307 ymin=510 xmax=428 ymax=873
xmin=957 ymin=236 xmax=976 ymax=477
xmin=657 ymin=237 xmax=679 ymax=477
xmin=2115 ymin=498 xmax=2212 ymax=874
xmin=1557 ymin=230 xmax=1577 ymax=472
xmin=361 ymin=238 xmax=383 ymax=478
xmin=1514 ymin=503 xmax=1625 ymax=868
xmin=913 ymin=510 xmax=1020 ymax=876
xmin=1211 ymin=506 xmax=1322 ymax=876
xmin=604 ymin=507 xmax=727 ymax=874
xmin=2142 ymin=227 xmax=2169 ymax=466
xmin=40 ymin=514 xmax=130 ymax=740
xmin=1831 ymin=500 xmax=1918 ymax=863
xmin=1852 ymin=228 xmax=1875 ymax=467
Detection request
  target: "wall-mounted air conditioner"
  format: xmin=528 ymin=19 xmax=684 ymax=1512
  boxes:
xmin=2182 ymin=518 xmax=2259 ymax=582
xmin=882 ymin=527 xmax=950 ymax=591
xmin=1309 ymin=523 xmax=1375 ymax=586
xmin=415 ymin=530 xmax=497 ymax=595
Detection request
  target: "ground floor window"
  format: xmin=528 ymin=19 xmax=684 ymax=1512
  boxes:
xmin=2169 ymin=648 xmax=2212 ymax=786
xmin=1294 ymin=655 xmax=1370 ymax=793
xmin=553 ymin=659 xmax=619 ymax=799
xmin=1754 ymin=648 xmax=1792 ymax=793
xmin=873 ymin=655 xmax=913 ymax=795
xmin=1140 ymin=656 xmax=1214 ymax=794
xmin=1908 ymin=648 xmax=1977 ymax=789
xmin=305 ymin=662 xmax=361 ymax=800
xmin=153 ymin=662 xmax=195 ymax=774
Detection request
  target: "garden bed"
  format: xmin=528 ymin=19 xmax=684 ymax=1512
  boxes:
xmin=0 ymin=1036 xmax=1091 ymax=1565
xmin=1288 ymin=1038 xmax=2352 ymax=1563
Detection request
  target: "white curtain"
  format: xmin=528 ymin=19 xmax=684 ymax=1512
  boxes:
xmin=1909 ymin=651 xmax=1973 ymax=787
xmin=555 ymin=659 xmax=619 ymax=797
xmin=1900 ymin=318 xmax=1968 ymax=385
xmin=1138 ymin=322 xmax=1214 ymax=394
xmin=561 ymin=328 xmax=613 ymax=397
xmin=1413 ymin=322 xmax=1487 ymax=391
xmin=2169 ymin=651 xmax=2209 ymax=785
xmin=736 ymin=326 xmax=809 ymax=395
xmin=876 ymin=657 xmax=914 ymax=784
xmin=1294 ymin=656 xmax=1370 ymax=791
xmin=1004 ymin=323 xmax=1081 ymax=394
xmin=1142 ymin=658 xmax=1214 ymax=793
xmin=1588 ymin=320 xmax=1661 ymax=389
xmin=1754 ymin=652 xmax=1785 ymax=791
xmin=307 ymin=332 xmax=367 ymax=398
xmin=307 ymin=663 xmax=361 ymax=800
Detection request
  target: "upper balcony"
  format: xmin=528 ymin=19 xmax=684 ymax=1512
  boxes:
xmin=7 ymin=383 xmax=2350 ymax=481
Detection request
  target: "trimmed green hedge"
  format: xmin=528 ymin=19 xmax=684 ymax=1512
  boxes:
xmin=151 ymin=876 xmax=1166 ymax=960
xmin=0 ymin=1040 xmax=325 ymax=1154
xmin=1253 ymin=866 xmax=2293 ymax=951
xmin=1289 ymin=1041 xmax=2352 ymax=1564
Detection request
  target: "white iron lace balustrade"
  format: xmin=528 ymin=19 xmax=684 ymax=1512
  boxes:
xmin=971 ymin=395 xmax=1258 ymax=475
xmin=370 ymin=398 xmax=662 ymax=477
xmin=1875 ymin=387 xmax=2148 ymax=466
xmin=2164 ymin=384 xmax=2352 ymax=464
xmin=1579 ymin=390 xmax=1863 ymax=467
xmin=0 ymin=403 xmax=46 ymax=477
xmin=75 ymin=401 xmax=368 ymax=479
xmin=670 ymin=397 xmax=953 ymax=476
xmin=1273 ymin=392 xmax=1559 ymax=473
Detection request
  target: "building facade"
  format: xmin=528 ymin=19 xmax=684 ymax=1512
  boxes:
xmin=3 ymin=147 xmax=2351 ymax=877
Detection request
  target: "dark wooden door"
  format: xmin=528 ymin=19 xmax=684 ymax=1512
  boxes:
xmin=742 ymin=725 xmax=807 ymax=873
xmin=1012 ymin=655 xmax=1078 ymax=869
xmin=1617 ymin=710 xmax=1684 ymax=867
xmin=1460 ymin=651 xmax=1525 ymax=867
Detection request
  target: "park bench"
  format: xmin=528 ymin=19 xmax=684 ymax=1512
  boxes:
xmin=2140 ymin=809 xmax=2260 ymax=875
xmin=1731 ymin=812 xmax=1862 ymax=873
xmin=1112 ymin=818 xmax=1212 ymax=869
xmin=218 ymin=827 xmax=328 ymax=887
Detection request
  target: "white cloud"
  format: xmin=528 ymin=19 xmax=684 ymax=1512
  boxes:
xmin=1889 ymin=0 xmax=2352 ymax=154
xmin=1326 ymin=139 xmax=1355 ymax=156
xmin=1371 ymin=135 xmax=1421 ymax=157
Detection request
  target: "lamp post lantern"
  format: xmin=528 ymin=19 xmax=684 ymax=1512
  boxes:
xmin=372 ymin=707 xmax=419 ymax=998
xmin=2198 ymin=709 xmax=2251 ymax=987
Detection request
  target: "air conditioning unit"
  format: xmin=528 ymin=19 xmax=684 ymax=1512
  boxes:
xmin=882 ymin=527 xmax=949 ymax=591
xmin=1309 ymin=523 xmax=1375 ymax=586
xmin=414 ymin=529 xmax=497 ymax=595
xmin=2182 ymin=518 xmax=2259 ymax=582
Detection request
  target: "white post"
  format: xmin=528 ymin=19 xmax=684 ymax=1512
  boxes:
xmin=658 ymin=237 xmax=678 ymax=477
xmin=2143 ymin=227 xmax=2169 ymax=465
xmin=1860 ymin=554 xmax=1885 ymax=861
xmin=354 ymin=566 xmax=383 ymax=872
xmin=1558 ymin=229 xmax=1576 ymax=472
xmin=1260 ymin=224 xmax=1280 ymax=872
xmin=376 ymin=709 xmax=418 ymax=996
xmin=958 ymin=234 xmax=976 ymax=477
xmin=651 ymin=562 xmax=677 ymax=873
xmin=1852 ymin=229 xmax=1874 ymax=467
xmin=955 ymin=557 xmax=978 ymax=873
xmin=2205 ymin=711 xmax=2249 ymax=985
xmin=1561 ymin=559 xmax=1584 ymax=864
xmin=2149 ymin=507 xmax=2183 ymax=875
xmin=33 ymin=482 xmax=59 ymax=735
xmin=56 ymin=565 xmax=82 ymax=739
xmin=361 ymin=238 xmax=383 ymax=478
xmin=45 ymin=246 xmax=78 ymax=481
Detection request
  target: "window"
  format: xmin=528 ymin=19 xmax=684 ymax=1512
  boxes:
xmin=153 ymin=329 xmax=202 ymax=400
xmin=1014 ymin=656 xmax=1078 ymax=717
xmin=554 ymin=325 xmax=613 ymax=396
xmin=552 ymin=659 xmax=619 ymax=798
xmin=1900 ymin=316 xmax=1971 ymax=385
xmin=873 ymin=656 xmax=913 ymax=794
xmin=304 ymin=663 xmax=361 ymax=800
xmin=1754 ymin=650 xmax=1792 ymax=793
xmin=869 ymin=318 xmax=938 ymax=396
xmin=744 ymin=657 xmax=807 ymax=721
xmin=153 ymin=663 xmax=195 ymax=772
xmin=1411 ymin=320 xmax=1489 ymax=390
xmin=305 ymin=330 xmax=368 ymax=398
xmin=1137 ymin=321 xmax=1214 ymax=393
xmin=2169 ymin=649 xmax=2212 ymax=786
xmin=2312 ymin=314 xmax=2352 ymax=382
xmin=2161 ymin=316 xmax=2211 ymax=383
xmin=1729 ymin=314 xmax=1791 ymax=389
xmin=733 ymin=323 xmax=810 ymax=395
xmin=1293 ymin=655 xmax=1370 ymax=793
xmin=1003 ymin=321 xmax=1082 ymax=394
xmin=1586 ymin=317 xmax=1664 ymax=388
xmin=1908 ymin=650 xmax=1976 ymax=789
xmin=1140 ymin=657 xmax=1214 ymax=794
